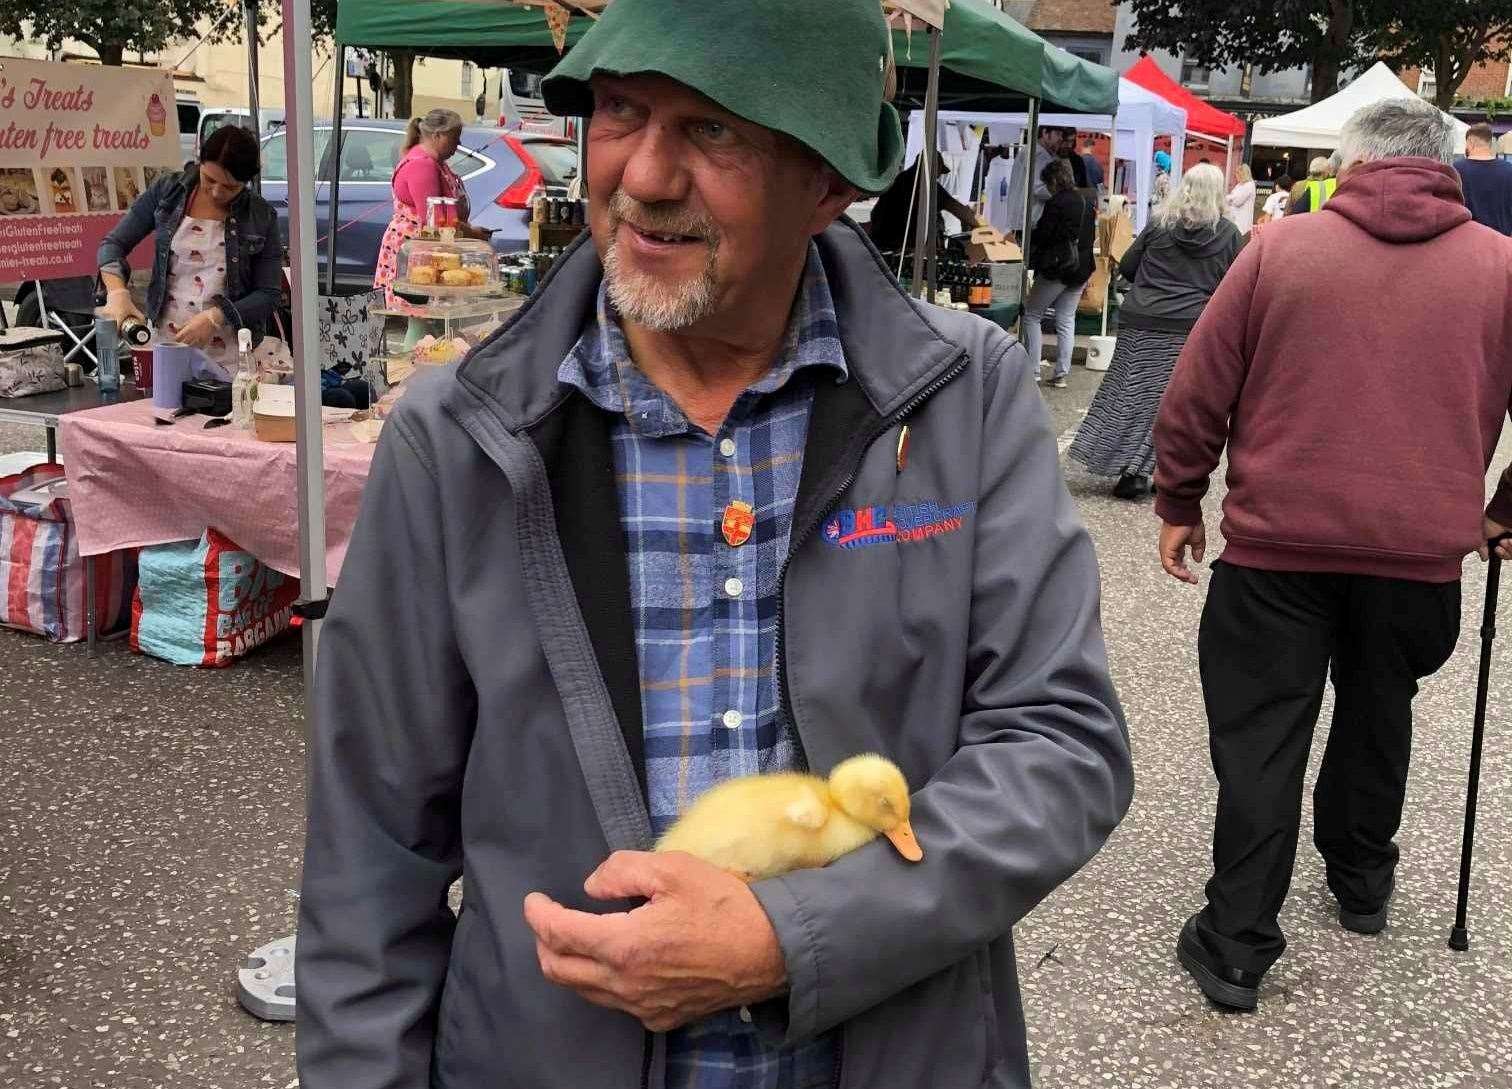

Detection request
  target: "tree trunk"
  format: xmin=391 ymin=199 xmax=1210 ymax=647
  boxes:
xmin=1310 ymin=0 xmax=1355 ymax=102
xmin=390 ymin=50 xmax=416 ymax=118
xmin=97 ymin=41 xmax=125 ymax=66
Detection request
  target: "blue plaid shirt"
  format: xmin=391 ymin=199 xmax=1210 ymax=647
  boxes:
xmin=559 ymin=245 xmax=845 ymax=1089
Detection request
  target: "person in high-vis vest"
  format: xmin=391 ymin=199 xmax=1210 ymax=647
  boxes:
xmin=1288 ymin=156 xmax=1338 ymax=214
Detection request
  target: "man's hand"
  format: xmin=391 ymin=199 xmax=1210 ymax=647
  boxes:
xmin=1479 ymin=517 xmax=1512 ymax=562
xmin=524 ymin=851 xmax=788 ymax=1033
xmin=1159 ymin=520 xmax=1206 ymax=585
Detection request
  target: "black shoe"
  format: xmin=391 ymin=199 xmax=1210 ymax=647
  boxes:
xmin=1113 ymin=474 xmax=1150 ymax=500
xmin=1177 ymin=915 xmax=1260 ymax=1011
xmin=1338 ymin=879 xmax=1392 ymax=935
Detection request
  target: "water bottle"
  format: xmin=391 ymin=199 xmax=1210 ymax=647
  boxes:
xmin=94 ymin=316 xmax=121 ymax=395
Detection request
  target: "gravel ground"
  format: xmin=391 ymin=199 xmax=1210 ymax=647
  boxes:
xmin=0 ymin=367 xmax=1508 ymax=1088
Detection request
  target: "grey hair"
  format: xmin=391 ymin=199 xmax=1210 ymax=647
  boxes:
xmin=1308 ymin=156 xmax=1330 ymax=177
xmin=1338 ymin=98 xmax=1455 ymax=168
xmin=1155 ymin=162 xmax=1226 ymax=230
xmin=1326 ymin=150 xmax=1343 ymax=175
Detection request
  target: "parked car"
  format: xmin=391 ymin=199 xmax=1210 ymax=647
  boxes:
xmin=198 ymin=107 xmax=286 ymax=156
xmin=175 ymin=98 xmax=202 ymax=164
xmin=258 ymin=120 xmax=577 ymax=290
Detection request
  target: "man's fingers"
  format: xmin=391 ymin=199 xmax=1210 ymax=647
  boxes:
xmin=536 ymin=941 xmax=617 ymax=993
xmin=523 ymin=892 xmax=628 ymax=959
xmin=585 ymin=850 xmax=669 ymax=902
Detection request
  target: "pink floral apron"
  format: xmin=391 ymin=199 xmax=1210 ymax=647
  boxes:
xmin=374 ymin=153 xmax=469 ymax=310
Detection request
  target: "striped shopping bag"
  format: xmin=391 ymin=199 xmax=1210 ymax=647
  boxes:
xmin=0 ymin=463 xmax=135 ymax=643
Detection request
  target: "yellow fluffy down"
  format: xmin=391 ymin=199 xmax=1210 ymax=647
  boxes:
xmin=653 ymin=754 xmax=920 ymax=881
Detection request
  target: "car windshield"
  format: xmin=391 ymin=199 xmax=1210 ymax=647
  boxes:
xmin=524 ymin=141 xmax=577 ymax=186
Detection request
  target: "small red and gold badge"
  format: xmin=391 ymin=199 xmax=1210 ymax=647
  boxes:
xmin=721 ymin=500 xmax=755 ymax=547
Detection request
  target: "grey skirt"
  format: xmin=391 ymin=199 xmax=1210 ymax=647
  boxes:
xmin=1067 ymin=326 xmax=1188 ymax=479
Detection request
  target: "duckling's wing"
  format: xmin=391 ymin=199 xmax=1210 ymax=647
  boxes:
xmin=782 ymin=787 xmax=830 ymax=831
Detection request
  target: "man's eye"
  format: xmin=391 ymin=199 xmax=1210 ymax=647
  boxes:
xmin=695 ymin=120 xmax=730 ymax=143
xmin=602 ymin=96 xmax=635 ymax=118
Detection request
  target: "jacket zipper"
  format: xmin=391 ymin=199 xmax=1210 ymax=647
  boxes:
xmin=776 ymin=349 xmax=971 ymax=758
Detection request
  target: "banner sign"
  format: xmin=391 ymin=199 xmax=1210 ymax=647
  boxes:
xmin=0 ymin=58 xmax=181 ymax=283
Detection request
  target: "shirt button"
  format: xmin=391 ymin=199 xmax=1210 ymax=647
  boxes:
xmin=719 ymin=438 xmax=736 ymax=457
xmin=722 ymin=709 xmax=743 ymax=730
xmin=724 ymin=577 xmax=743 ymax=598
xmin=739 ymin=1006 xmax=753 ymax=1024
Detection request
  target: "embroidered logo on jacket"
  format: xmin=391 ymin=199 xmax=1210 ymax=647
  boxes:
xmin=822 ymin=499 xmax=977 ymax=550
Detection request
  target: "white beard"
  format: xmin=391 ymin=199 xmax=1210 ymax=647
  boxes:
xmin=601 ymin=236 xmax=720 ymax=332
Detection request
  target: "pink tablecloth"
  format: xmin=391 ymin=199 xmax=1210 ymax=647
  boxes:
xmin=59 ymin=400 xmax=377 ymax=582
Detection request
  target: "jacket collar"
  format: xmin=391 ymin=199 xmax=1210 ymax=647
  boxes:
xmin=454 ymin=217 xmax=966 ymax=430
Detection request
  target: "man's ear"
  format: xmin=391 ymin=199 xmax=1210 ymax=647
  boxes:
xmin=808 ymin=167 xmax=861 ymax=235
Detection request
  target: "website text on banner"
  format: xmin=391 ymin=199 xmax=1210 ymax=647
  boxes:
xmin=0 ymin=58 xmax=181 ymax=283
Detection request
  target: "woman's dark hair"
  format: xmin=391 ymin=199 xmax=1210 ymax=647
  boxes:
xmin=1041 ymin=158 xmax=1075 ymax=194
xmin=199 ymin=125 xmax=261 ymax=183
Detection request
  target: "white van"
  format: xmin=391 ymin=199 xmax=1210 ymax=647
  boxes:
xmin=498 ymin=69 xmax=572 ymax=136
xmin=197 ymin=108 xmax=287 ymax=156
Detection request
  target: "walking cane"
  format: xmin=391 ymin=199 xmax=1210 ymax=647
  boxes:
xmin=1448 ymin=536 xmax=1507 ymax=951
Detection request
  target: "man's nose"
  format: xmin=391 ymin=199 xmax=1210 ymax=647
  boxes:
xmin=618 ymin=121 xmax=692 ymax=208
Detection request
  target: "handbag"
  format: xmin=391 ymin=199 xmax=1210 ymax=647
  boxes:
xmin=1036 ymin=196 xmax=1089 ymax=284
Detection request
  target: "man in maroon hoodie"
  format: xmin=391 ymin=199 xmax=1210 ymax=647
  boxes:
xmin=1153 ymin=97 xmax=1512 ymax=1011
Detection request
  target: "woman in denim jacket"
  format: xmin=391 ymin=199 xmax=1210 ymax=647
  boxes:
xmin=98 ymin=126 xmax=281 ymax=379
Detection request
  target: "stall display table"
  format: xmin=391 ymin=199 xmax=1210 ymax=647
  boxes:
xmin=975 ymin=301 xmax=1021 ymax=332
xmin=0 ymin=381 xmax=145 ymax=462
xmin=59 ymin=399 xmax=378 ymax=587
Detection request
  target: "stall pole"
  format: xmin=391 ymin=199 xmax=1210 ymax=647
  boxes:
xmin=1101 ymin=113 xmax=1117 ymax=338
xmin=234 ymin=0 xmax=326 ymax=1025
xmin=1224 ymin=135 xmax=1234 ymax=186
xmin=920 ymin=26 xmax=943 ymax=299
xmin=1017 ymin=97 xmax=1040 ymax=318
xmin=910 ymin=26 xmax=943 ymax=300
xmin=324 ymin=46 xmax=346 ymax=295
xmin=244 ymin=0 xmax=261 ymax=194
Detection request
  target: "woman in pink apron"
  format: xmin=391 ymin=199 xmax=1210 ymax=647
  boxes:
xmin=374 ymin=109 xmax=495 ymax=312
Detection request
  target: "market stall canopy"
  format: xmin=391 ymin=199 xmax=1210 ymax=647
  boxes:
xmin=906 ymin=79 xmax=1186 ymax=230
xmin=1124 ymin=55 xmax=1244 ymax=139
xmin=560 ymin=0 xmax=946 ymax=26
xmin=892 ymin=0 xmax=1117 ymax=113
xmin=1251 ymin=62 xmax=1467 ymax=151
xmin=335 ymin=0 xmax=593 ymax=67
xmin=336 ymin=0 xmax=944 ymax=66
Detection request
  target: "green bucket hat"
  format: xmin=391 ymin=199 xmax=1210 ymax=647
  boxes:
xmin=541 ymin=0 xmax=903 ymax=194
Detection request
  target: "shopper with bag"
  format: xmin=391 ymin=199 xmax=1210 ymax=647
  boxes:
xmin=1068 ymin=163 xmax=1240 ymax=498
xmin=1023 ymin=159 xmax=1094 ymax=388
xmin=1153 ymin=98 xmax=1512 ymax=1012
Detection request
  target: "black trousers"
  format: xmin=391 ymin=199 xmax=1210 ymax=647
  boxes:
xmin=1193 ymin=561 xmax=1461 ymax=973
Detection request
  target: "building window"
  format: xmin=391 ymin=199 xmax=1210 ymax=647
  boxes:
xmin=461 ymin=62 xmax=474 ymax=97
xmin=1181 ymin=56 xmax=1211 ymax=91
xmin=1068 ymin=47 xmax=1107 ymax=65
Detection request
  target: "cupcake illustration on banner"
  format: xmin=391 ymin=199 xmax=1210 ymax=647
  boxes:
xmin=147 ymin=93 xmax=166 ymax=138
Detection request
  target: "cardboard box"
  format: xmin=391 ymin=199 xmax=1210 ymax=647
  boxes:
xmin=965 ymin=227 xmax=1022 ymax=263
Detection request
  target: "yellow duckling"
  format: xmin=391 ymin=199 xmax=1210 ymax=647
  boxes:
xmin=654 ymin=753 xmax=924 ymax=882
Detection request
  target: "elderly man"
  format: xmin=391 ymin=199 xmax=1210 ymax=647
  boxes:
xmin=295 ymin=0 xmax=1131 ymax=1086
xmin=1154 ymin=97 xmax=1512 ymax=1012
xmin=1004 ymin=125 xmax=1065 ymax=233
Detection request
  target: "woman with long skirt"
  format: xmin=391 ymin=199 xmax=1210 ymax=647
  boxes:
xmin=1068 ymin=163 xmax=1242 ymax=499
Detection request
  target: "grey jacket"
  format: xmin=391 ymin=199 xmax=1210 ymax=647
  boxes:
xmin=296 ymin=220 xmax=1132 ymax=1089
xmin=97 ymin=165 xmax=282 ymax=338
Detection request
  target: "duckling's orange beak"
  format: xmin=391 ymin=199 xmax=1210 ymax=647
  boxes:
xmin=884 ymin=821 xmax=924 ymax=862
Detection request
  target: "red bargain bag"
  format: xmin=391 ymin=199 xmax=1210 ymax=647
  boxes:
xmin=131 ymin=527 xmax=299 ymax=667
xmin=0 ymin=462 xmax=135 ymax=642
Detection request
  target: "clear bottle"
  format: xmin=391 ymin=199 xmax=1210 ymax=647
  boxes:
xmin=231 ymin=328 xmax=257 ymax=430
xmin=94 ymin=315 xmax=121 ymax=395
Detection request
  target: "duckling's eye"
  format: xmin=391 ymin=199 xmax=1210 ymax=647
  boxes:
xmin=878 ymin=796 xmax=894 ymax=812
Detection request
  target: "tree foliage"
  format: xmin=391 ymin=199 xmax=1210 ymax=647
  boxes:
xmin=1366 ymin=0 xmax=1512 ymax=107
xmin=1123 ymin=0 xmax=1369 ymax=102
xmin=0 ymin=0 xmax=340 ymax=67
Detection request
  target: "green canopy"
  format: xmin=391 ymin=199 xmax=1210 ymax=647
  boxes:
xmin=890 ymin=0 xmax=1115 ymax=114
xmin=335 ymin=1 xmax=592 ymax=69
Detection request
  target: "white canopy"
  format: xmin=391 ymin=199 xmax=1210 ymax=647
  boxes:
xmin=1252 ymin=62 xmax=1468 ymax=152
xmin=905 ymin=79 xmax=1187 ymax=232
